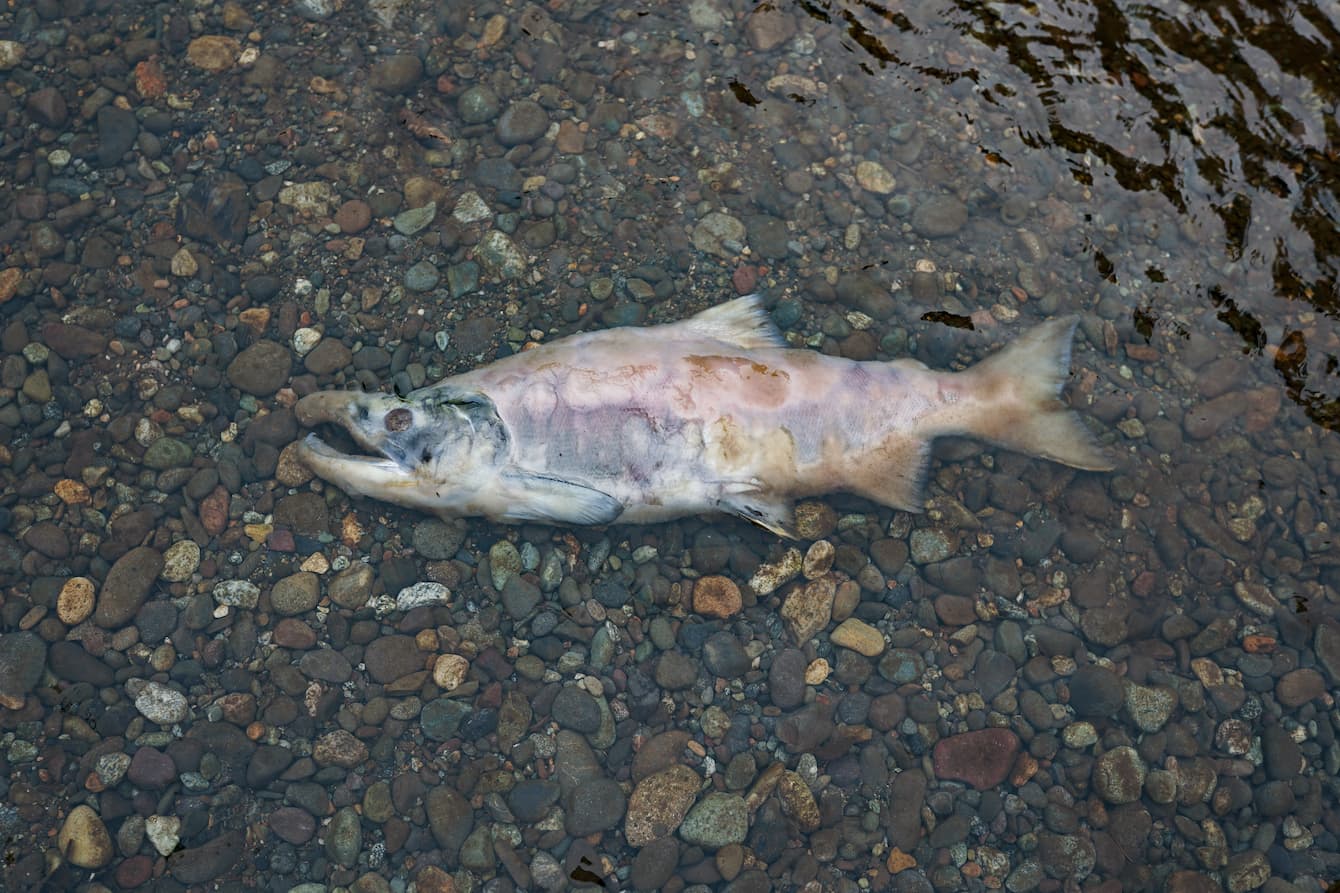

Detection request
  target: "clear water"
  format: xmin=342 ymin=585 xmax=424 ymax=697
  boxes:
xmin=3 ymin=0 xmax=1338 ymax=890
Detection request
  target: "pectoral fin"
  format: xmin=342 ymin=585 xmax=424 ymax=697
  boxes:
xmin=495 ymin=470 xmax=624 ymax=525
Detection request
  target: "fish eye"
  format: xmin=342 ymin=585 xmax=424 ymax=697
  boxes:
xmin=385 ymin=408 xmax=414 ymax=432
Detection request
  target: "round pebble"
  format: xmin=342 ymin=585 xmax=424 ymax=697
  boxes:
xmin=57 ymin=577 xmax=96 ymax=624
xmin=495 ymin=100 xmax=550 ymax=146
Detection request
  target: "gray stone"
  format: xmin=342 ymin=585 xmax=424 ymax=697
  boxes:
xmin=0 ymin=631 xmax=47 ymax=696
xmin=679 ymin=792 xmax=747 ymax=849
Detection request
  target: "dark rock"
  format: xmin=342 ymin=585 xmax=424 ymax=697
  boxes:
xmin=22 ymin=520 xmax=69 ymax=558
xmin=0 ymin=631 xmax=47 ymax=696
xmin=369 ymin=54 xmax=423 ymax=93
xmin=565 ymin=776 xmax=625 ymax=836
xmin=268 ymin=806 xmax=316 ymax=845
xmin=178 ymin=175 xmax=251 ymax=244
xmin=364 ymin=635 xmax=421 ymax=683
xmin=768 ymin=648 xmax=806 ymax=710
xmin=127 ymin=747 xmax=176 ymax=788
xmin=911 ymin=195 xmax=968 ymax=238
xmin=426 ymin=786 xmax=473 ymax=862
xmin=47 ymin=641 xmax=113 ymax=686
xmin=303 ymin=339 xmax=352 ymax=375
xmin=247 ymin=744 xmax=295 ymax=788
xmin=1068 ymin=664 xmax=1124 ymax=717
xmin=496 ymin=100 xmax=549 ymax=146
xmin=42 ymin=322 xmax=107 ymax=359
xmin=507 ymin=779 xmax=560 ymax=823
xmin=95 ymin=547 xmax=164 ymax=629
xmin=167 ymin=830 xmax=245 ymax=884
xmin=96 ymin=106 xmax=139 ymax=166
xmin=551 ymin=686 xmax=601 ymax=734
xmin=702 ymin=631 xmax=751 ymax=678
xmin=26 ymin=86 xmax=68 ymax=127
xmin=226 ymin=340 xmax=290 ymax=396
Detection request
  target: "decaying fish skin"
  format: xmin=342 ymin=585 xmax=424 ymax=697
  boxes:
xmin=294 ymin=295 xmax=1112 ymax=537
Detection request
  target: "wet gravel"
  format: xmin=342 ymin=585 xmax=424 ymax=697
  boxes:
xmin=1 ymin=1 xmax=1339 ymax=893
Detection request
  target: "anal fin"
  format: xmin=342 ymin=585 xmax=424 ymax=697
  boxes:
xmin=496 ymin=470 xmax=624 ymax=525
xmin=845 ymin=436 xmax=931 ymax=513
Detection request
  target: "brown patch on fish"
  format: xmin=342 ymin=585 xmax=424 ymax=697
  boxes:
xmin=705 ymin=416 xmax=798 ymax=478
xmin=685 ymin=355 xmax=791 ymax=407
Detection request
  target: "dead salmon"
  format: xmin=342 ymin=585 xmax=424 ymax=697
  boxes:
xmin=293 ymin=296 xmax=1112 ymax=537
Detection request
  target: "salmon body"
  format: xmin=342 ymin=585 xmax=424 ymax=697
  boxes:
xmin=294 ymin=296 xmax=1111 ymax=537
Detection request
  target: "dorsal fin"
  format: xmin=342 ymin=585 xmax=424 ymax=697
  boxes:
xmin=680 ymin=294 xmax=786 ymax=349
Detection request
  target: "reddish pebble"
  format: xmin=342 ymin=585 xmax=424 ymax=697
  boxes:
xmin=1276 ymin=668 xmax=1325 ymax=708
xmin=199 ymin=485 xmax=229 ymax=536
xmin=115 ymin=854 xmax=154 ymax=888
xmin=334 ymin=199 xmax=372 ymax=234
xmin=273 ymin=618 xmax=317 ymax=649
xmin=268 ymin=806 xmax=316 ymax=845
xmin=267 ymin=529 xmax=296 ymax=552
xmin=478 ymin=680 xmax=503 ymax=709
xmin=933 ymin=728 xmax=1020 ymax=790
xmin=1131 ymin=570 xmax=1158 ymax=598
xmin=732 ymin=264 xmax=758 ymax=295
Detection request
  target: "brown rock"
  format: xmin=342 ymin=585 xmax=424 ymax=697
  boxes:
xmin=776 ymin=770 xmax=820 ymax=831
xmin=22 ymin=520 xmax=69 ymax=559
xmin=933 ymin=594 xmax=977 ymax=625
xmin=273 ymin=618 xmax=318 ymax=649
xmin=42 ymin=322 xmax=106 ymax=359
xmin=95 ymin=546 xmax=164 ymax=629
xmin=693 ymin=575 xmax=741 ymax=618
xmin=57 ymin=577 xmax=96 ymax=625
xmin=625 ymin=764 xmax=700 ymax=847
xmin=1276 ymin=668 xmax=1325 ymax=708
xmin=364 ymin=635 xmax=423 ymax=683
xmin=314 ymin=729 xmax=368 ymax=768
xmin=932 ymin=728 xmax=1020 ymax=790
xmin=186 ymin=35 xmax=241 ymax=73
xmin=414 ymin=865 xmax=458 ymax=893
xmin=631 ymin=730 xmax=692 ymax=781
xmin=226 ymin=339 xmax=291 ymax=396
xmin=0 ymin=267 xmax=22 ymax=304
xmin=57 ymin=805 xmax=113 ymax=868
xmin=334 ymin=199 xmax=372 ymax=234
xmin=303 ymin=338 xmax=353 ymax=375
xmin=780 ymin=576 xmax=834 ymax=644
xmin=744 ymin=5 xmax=796 ymax=51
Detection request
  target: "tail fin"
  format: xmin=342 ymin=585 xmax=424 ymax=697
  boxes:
xmin=961 ymin=317 xmax=1114 ymax=471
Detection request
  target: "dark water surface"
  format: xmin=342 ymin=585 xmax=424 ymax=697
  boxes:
xmin=0 ymin=0 xmax=1337 ymax=891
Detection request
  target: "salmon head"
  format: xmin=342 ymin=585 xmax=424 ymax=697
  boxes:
xmin=293 ymin=386 xmax=509 ymax=515
xmin=293 ymin=385 xmax=625 ymax=525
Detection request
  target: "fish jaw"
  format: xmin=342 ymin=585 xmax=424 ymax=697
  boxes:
xmin=295 ymin=389 xmax=411 ymax=457
xmin=294 ymin=433 xmax=425 ymax=501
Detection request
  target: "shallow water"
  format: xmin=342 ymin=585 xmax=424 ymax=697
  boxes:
xmin=0 ymin=0 xmax=1338 ymax=891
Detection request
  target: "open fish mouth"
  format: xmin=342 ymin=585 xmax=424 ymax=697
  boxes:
xmin=296 ymin=432 xmax=386 ymax=465
xmin=293 ymin=390 xmax=409 ymax=472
